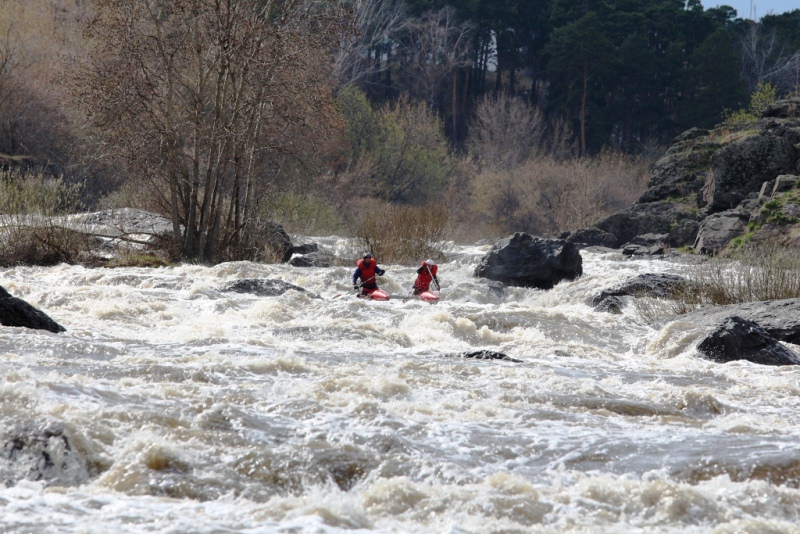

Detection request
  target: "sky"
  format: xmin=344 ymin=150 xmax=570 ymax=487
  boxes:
xmin=710 ymin=0 xmax=799 ymax=19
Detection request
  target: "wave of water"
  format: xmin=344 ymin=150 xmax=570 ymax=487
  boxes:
xmin=2 ymin=240 xmax=799 ymax=533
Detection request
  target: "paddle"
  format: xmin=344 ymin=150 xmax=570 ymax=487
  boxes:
xmin=332 ymin=271 xmax=383 ymax=299
xmin=425 ymin=264 xmax=441 ymax=291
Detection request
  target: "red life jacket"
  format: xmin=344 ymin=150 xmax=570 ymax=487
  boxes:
xmin=414 ymin=262 xmax=438 ymax=291
xmin=357 ymin=258 xmax=379 ymax=283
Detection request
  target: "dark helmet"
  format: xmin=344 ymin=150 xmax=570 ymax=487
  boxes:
xmin=363 ymin=253 xmax=373 ymax=260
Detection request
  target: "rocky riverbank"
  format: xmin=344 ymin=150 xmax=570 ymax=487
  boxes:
xmin=564 ymin=97 xmax=800 ymax=256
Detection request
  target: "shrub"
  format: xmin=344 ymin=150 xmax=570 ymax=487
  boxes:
xmin=337 ymin=88 xmax=453 ymax=205
xmin=723 ymin=80 xmax=778 ymax=125
xmin=352 ymin=201 xmax=451 ymax=264
xmin=0 ymin=170 xmax=93 ymax=266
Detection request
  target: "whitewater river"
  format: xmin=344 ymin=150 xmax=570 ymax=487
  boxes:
xmin=1 ymin=238 xmax=799 ymax=533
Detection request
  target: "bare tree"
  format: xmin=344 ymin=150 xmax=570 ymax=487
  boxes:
xmin=76 ymin=0 xmax=349 ymax=262
xmin=467 ymin=93 xmax=544 ymax=171
xmin=401 ymin=7 xmax=473 ymax=109
xmin=739 ymin=21 xmax=800 ymax=94
xmin=332 ymin=0 xmax=409 ymax=89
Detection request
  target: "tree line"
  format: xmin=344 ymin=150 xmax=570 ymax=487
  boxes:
xmin=0 ymin=0 xmax=799 ymax=263
xmin=341 ymin=0 xmax=800 ymax=154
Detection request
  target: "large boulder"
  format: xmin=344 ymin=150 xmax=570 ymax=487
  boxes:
xmin=670 ymin=297 xmax=800 ymax=344
xmin=696 ymin=316 xmax=800 ymax=366
xmin=0 ymin=286 xmax=66 ymax=333
xmin=692 ymin=208 xmax=750 ymax=254
xmin=761 ymin=97 xmax=800 ymax=119
xmin=474 ymin=233 xmax=582 ymax=289
xmin=563 ymin=227 xmax=618 ymax=248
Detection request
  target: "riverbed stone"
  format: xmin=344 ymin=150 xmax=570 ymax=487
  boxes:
xmin=0 ymin=286 xmax=66 ymax=333
xmin=474 ymin=233 xmax=582 ymax=289
xmin=696 ymin=316 xmax=800 ymax=366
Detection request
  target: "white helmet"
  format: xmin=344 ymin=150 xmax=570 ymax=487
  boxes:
xmin=425 ymin=259 xmax=436 ymax=266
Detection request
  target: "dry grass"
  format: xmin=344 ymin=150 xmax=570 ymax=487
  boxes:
xmin=685 ymin=244 xmax=800 ymax=306
xmin=0 ymin=170 xmax=94 ymax=266
xmin=470 ymin=150 xmax=652 ymax=237
xmin=634 ymin=244 xmax=800 ymax=323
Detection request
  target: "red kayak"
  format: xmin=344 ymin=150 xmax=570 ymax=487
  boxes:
xmin=358 ymin=288 xmax=439 ymax=303
xmin=358 ymin=287 xmax=391 ymax=301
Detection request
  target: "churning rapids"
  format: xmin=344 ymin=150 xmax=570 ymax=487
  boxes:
xmin=2 ymin=238 xmax=800 ymax=534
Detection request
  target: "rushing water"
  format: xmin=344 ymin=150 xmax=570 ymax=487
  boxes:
xmin=1 ymin=238 xmax=799 ymax=533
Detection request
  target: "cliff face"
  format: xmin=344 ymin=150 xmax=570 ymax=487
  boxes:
xmin=566 ymin=98 xmax=800 ymax=254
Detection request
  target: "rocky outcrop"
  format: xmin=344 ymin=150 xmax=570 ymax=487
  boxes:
xmin=696 ymin=316 xmax=800 ymax=366
xmin=221 ymin=279 xmax=320 ymax=298
xmin=474 ymin=233 xmax=582 ymax=289
xmin=567 ymin=98 xmax=800 ymax=253
xmin=703 ymin=135 xmax=797 ymax=210
xmin=0 ymin=286 xmax=66 ymax=333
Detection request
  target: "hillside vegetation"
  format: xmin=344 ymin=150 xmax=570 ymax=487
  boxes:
xmin=0 ymin=0 xmax=799 ymax=264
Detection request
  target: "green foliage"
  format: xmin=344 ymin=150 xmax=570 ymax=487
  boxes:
xmin=354 ymin=203 xmax=451 ymax=264
xmin=759 ymin=198 xmax=798 ymax=226
xmin=723 ymin=80 xmax=778 ymax=125
xmin=338 ymin=88 xmax=453 ymax=205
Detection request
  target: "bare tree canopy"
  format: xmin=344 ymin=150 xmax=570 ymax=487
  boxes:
xmin=76 ymin=0 xmax=350 ymax=262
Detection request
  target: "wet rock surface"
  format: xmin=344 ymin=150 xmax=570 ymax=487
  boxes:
xmin=474 ymin=233 xmax=582 ymax=290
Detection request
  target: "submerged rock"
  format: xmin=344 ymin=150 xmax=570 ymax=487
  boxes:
xmin=696 ymin=316 xmax=800 ymax=366
xmin=0 ymin=286 xmax=66 ymax=333
xmin=221 ymin=278 xmax=320 ymax=298
xmin=474 ymin=233 xmax=582 ymax=290
xmin=451 ymin=350 xmax=522 ymax=363
xmin=1 ymin=422 xmax=93 ymax=487
xmin=592 ymin=273 xmax=688 ymax=313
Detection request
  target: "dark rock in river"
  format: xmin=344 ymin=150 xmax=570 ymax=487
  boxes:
xmin=0 ymin=286 xmax=66 ymax=333
xmin=474 ymin=233 xmax=582 ymax=289
xmin=675 ymin=297 xmax=800 ymax=345
xmin=696 ymin=316 xmax=800 ymax=366
xmin=592 ymin=273 xmax=688 ymax=312
xmin=289 ymin=251 xmax=335 ymax=268
xmin=221 ymin=278 xmax=320 ymax=298
xmin=452 ymin=350 xmax=522 ymax=363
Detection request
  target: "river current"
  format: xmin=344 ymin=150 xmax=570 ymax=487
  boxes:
xmin=1 ymin=238 xmax=799 ymax=533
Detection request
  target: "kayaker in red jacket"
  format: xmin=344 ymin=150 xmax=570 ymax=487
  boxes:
xmin=412 ymin=259 xmax=439 ymax=295
xmin=353 ymin=253 xmax=385 ymax=296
